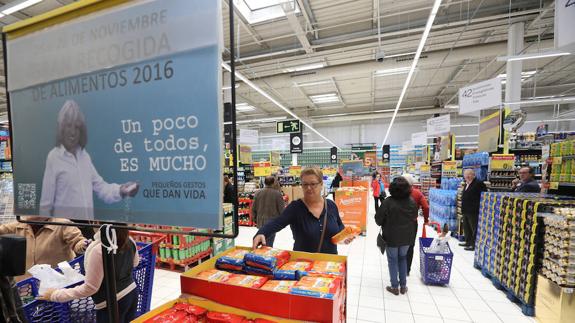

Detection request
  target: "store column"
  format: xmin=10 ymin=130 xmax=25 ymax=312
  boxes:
xmin=503 ymin=22 xmax=524 ymax=152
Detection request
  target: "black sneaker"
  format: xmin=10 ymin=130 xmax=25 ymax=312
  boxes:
xmin=464 ymin=246 xmax=475 ymax=251
xmin=458 ymin=242 xmax=467 ymax=247
xmin=386 ymin=286 xmax=399 ymax=296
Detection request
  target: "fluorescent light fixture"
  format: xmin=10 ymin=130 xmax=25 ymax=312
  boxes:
xmin=445 ymin=104 xmax=459 ymax=109
xmin=524 ymin=118 xmax=575 ymax=124
xmin=284 ymin=63 xmax=325 ymax=73
xmin=381 ymin=0 xmax=442 ymax=147
xmin=236 ymin=103 xmax=256 ymax=112
xmin=309 ymin=93 xmax=340 ymax=104
xmin=505 ymin=96 xmax=575 ymax=106
xmin=455 ymin=141 xmax=479 ymax=144
xmin=458 ymin=146 xmax=479 ymax=149
xmin=222 ymin=62 xmax=341 ymax=149
xmin=236 ymin=116 xmax=287 ymax=124
xmin=451 ymin=123 xmax=479 ymax=128
xmin=1 ymin=0 xmax=42 ymax=15
xmin=455 ymin=135 xmax=479 ymax=138
xmin=497 ymin=51 xmax=571 ymax=62
xmin=222 ymin=84 xmax=240 ymax=90
xmin=294 ymin=80 xmax=332 ymax=87
xmin=499 ymin=70 xmax=536 ymax=84
xmin=375 ymin=67 xmax=411 ymax=77
xmin=386 ymin=51 xmax=417 ymax=58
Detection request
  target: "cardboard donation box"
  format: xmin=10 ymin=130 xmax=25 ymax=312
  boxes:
xmin=335 ymin=187 xmax=368 ymax=234
xmin=180 ymin=247 xmax=348 ymax=323
xmin=536 ymin=275 xmax=575 ymax=323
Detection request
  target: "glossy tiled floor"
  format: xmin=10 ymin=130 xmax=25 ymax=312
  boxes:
xmin=150 ymin=201 xmax=537 ymax=323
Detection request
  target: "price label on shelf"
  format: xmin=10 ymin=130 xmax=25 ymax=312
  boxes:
xmin=552 ymin=157 xmax=563 ymax=165
xmin=549 ymin=182 xmax=559 ymax=190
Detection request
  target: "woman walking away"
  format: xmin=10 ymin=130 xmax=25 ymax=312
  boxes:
xmin=375 ymin=177 xmax=418 ymax=295
xmin=371 ymin=173 xmax=383 ymax=211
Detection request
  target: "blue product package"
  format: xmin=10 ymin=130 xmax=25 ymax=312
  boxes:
xmin=244 ymin=247 xmax=290 ymax=271
xmin=215 ymin=256 xmax=244 ymax=272
xmin=289 ymin=288 xmax=335 ymax=299
xmin=273 ymin=269 xmax=298 ymax=281
xmin=243 ymin=265 xmax=274 ymax=277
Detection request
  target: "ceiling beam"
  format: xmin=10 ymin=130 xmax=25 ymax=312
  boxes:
xmin=297 ymin=0 xmax=318 ymax=39
xmin=283 ymin=3 xmax=313 ymax=54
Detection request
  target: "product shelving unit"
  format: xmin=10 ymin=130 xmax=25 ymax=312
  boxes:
xmin=474 ymin=192 xmax=575 ymax=316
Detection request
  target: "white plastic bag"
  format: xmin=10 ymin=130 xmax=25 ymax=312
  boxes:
xmin=427 ymin=235 xmax=451 ymax=254
xmin=28 ymin=263 xmax=85 ymax=295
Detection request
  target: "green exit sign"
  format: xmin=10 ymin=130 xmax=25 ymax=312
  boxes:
xmin=277 ymin=120 xmax=301 ymax=133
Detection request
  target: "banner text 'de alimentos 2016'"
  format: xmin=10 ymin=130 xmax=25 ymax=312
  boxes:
xmin=7 ymin=0 xmax=224 ymax=228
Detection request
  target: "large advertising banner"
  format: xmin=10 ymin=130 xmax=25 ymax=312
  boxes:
xmin=6 ymin=0 xmax=223 ymax=228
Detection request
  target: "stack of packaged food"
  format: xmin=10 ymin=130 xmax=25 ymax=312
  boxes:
xmin=201 ymin=247 xmax=345 ymax=299
xmin=541 ymin=207 xmax=575 ymax=287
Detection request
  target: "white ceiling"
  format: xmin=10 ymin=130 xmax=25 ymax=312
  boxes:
xmin=0 ymin=0 xmax=573 ymax=142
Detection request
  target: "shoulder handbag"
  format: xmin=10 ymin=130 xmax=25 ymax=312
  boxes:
xmin=377 ymin=227 xmax=386 ymax=255
xmin=376 ymin=201 xmax=387 ymax=255
xmin=316 ymin=199 xmax=329 ymax=253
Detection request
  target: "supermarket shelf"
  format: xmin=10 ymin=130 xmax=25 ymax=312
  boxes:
xmin=550 ymin=182 xmax=575 ymax=188
xmin=510 ymin=147 xmax=542 ymax=151
xmin=489 ymin=176 xmax=517 ymax=179
xmin=162 ymin=236 xmax=211 ymax=249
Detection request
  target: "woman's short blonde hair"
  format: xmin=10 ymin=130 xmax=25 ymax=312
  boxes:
xmin=300 ymin=167 xmax=323 ymax=183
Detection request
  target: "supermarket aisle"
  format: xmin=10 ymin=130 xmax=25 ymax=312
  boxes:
xmin=150 ymin=201 xmax=537 ymax=323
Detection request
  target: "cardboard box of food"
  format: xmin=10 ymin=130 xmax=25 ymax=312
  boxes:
xmin=535 ymin=275 xmax=575 ymax=323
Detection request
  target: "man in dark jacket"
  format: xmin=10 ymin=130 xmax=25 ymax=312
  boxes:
xmin=512 ymin=167 xmax=541 ymax=193
xmin=223 ymin=176 xmax=235 ymax=204
xmin=252 ymin=176 xmax=286 ymax=247
xmin=460 ymin=169 xmax=487 ymax=251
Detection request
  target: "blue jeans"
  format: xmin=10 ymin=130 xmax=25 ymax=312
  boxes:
xmin=386 ymin=245 xmax=410 ymax=288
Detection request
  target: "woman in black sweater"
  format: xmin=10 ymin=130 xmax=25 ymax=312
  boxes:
xmin=375 ymin=177 xmax=418 ymax=295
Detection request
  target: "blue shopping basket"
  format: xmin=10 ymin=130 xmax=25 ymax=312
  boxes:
xmin=17 ymin=242 xmax=156 ymax=323
xmin=419 ymin=237 xmax=453 ymax=285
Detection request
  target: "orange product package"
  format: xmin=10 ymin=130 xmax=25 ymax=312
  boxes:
xmin=225 ymin=274 xmax=268 ymax=289
xmin=309 ymin=261 xmax=346 ymax=276
xmin=290 ymin=276 xmax=342 ymax=299
xmin=330 ymin=225 xmax=361 ymax=244
xmin=279 ymin=260 xmax=313 ymax=272
xmin=195 ymin=269 xmax=233 ymax=283
xmin=259 ymin=280 xmax=297 ymax=294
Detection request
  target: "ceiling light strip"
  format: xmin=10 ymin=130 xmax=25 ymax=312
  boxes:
xmin=381 ymin=0 xmax=442 ymax=147
xmin=222 ymin=63 xmax=341 ymax=149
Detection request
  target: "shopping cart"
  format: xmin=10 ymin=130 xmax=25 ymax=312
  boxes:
xmin=16 ymin=242 xmax=156 ymax=323
xmin=419 ymin=222 xmax=453 ymax=285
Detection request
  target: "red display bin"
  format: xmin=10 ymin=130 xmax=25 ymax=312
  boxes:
xmin=180 ymin=246 xmax=347 ymax=323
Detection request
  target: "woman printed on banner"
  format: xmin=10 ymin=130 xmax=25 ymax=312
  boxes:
xmin=40 ymin=100 xmax=139 ymax=220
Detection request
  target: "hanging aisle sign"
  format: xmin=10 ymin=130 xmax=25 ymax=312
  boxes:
xmin=411 ymin=132 xmax=428 ymax=146
xmin=5 ymin=0 xmax=224 ymax=229
xmin=458 ymin=78 xmax=502 ymax=115
xmin=556 ymin=0 xmax=575 ymax=51
xmin=426 ymin=115 xmax=450 ymax=136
